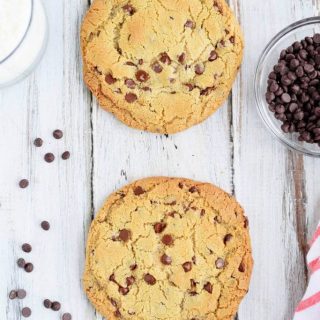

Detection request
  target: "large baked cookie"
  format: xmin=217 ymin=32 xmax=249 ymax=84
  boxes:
xmin=81 ymin=0 xmax=243 ymax=133
xmin=83 ymin=177 xmax=253 ymax=320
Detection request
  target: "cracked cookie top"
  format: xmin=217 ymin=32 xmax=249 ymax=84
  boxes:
xmin=81 ymin=0 xmax=243 ymax=133
xmin=83 ymin=177 xmax=253 ymax=320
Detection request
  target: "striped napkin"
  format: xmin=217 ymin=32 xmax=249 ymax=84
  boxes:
xmin=293 ymin=223 xmax=320 ymax=319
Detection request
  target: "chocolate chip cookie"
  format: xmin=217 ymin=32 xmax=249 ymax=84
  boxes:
xmin=83 ymin=177 xmax=253 ymax=320
xmin=81 ymin=0 xmax=243 ymax=133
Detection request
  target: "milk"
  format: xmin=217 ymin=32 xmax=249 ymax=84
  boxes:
xmin=0 ymin=0 xmax=48 ymax=87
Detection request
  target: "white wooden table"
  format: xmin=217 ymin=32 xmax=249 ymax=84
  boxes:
xmin=1 ymin=0 xmax=320 ymax=319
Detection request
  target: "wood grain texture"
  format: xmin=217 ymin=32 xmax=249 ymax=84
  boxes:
xmin=0 ymin=0 xmax=319 ymax=319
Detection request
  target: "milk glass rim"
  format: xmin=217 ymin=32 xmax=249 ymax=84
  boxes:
xmin=0 ymin=0 xmax=33 ymax=64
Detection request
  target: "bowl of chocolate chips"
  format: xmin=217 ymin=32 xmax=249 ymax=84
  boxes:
xmin=255 ymin=17 xmax=320 ymax=157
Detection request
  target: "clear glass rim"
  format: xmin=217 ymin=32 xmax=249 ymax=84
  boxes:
xmin=254 ymin=16 xmax=320 ymax=158
xmin=0 ymin=0 xmax=34 ymax=64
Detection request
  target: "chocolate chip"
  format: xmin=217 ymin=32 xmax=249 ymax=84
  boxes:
xmin=203 ymin=282 xmax=213 ymax=294
xmin=51 ymin=301 xmax=61 ymax=311
xmin=144 ymin=273 xmax=156 ymax=285
xmin=178 ymin=53 xmax=186 ymax=64
xmin=17 ymin=258 xmax=26 ymax=268
xmin=188 ymin=186 xmax=197 ymax=193
xmin=61 ymin=151 xmax=71 ymax=160
xmin=185 ymin=20 xmax=194 ymax=28
xmin=119 ymin=286 xmax=129 ymax=295
xmin=161 ymin=234 xmax=173 ymax=246
xmin=182 ymin=261 xmax=192 ymax=272
xmin=223 ymin=234 xmax=233 ymax=244
xmin=114 ymin=310 xmax=121 ymax=317
xmin=21 ymin=307 xmax=31 ymax=317
xmin=135 ymin=70 xmax=149 ymax=82
xmin=239 ymin=262 xmax=245 ymax=273
xmin=122 ymin=4 xmax=136 ymax=15
xmin=34 ymin=138 xmax=43 ymax=147
xmin=160 ymin=254 xmax=172 ymax=265
xmin=41 ymin=221 xmax=50 ymax=231
xmin=109 ymin=274 xmax=116 ymax=282
xmin=154 ymin=222 xmax=166 ymax=233
xmin=209 ymin=50 xmax=218 ymax=61
xmin=24 ymin=263 xmax=34 ymax=273
xmin=142 ymin=86 xmax=151 ymax=92
xmin=215 ymin=258 xmax=225 ymax=269
xmin=125 ymin=79 xmax=136 ymax=89
xmin=281 ymin=93 xmax=291 ymax=103
xmin=9 ymin=290 xmax=17 ymax=299
xmin=185 ymin=83 xmax=194 ymax=91
xmin=22 ymin=243 xmax=32 ymax=253
xmin=230 ymin=36 xmax=235 ymax=44
xmin=62 ymin=313 xmax=72 ymax=320
xmin=53 ymin=129 xmax=63 ymax=139
xmin=160 ymin=52 xmax=171 ymax=65
xmin=195 ymin=64 xmax=205 ymax=75
xmin=134 ymin=186 xmax=145 ymax=195
xmin=151 ymin=61 xmax=163 ymax=73
xmin=200 ymin=209 xmax=206 ymax=217
xmin=44 ymin=153 xmax=55 ymax=163
xmin=44 ymin=299 xmax=52 ymax=308
xmin=119 ymin=229 xmax=131 ymax=242
xmin=125 ymin=93 xmax=137 ymax=103
xmin=130 ymin=264 xmax=137 ymax=271
xmin=110 ymin=299 xmax=117 ymax=307
xmin=125 ymin=61 xmax=136 ymax=66
xmin=313 ymin=33 xmax=320 ymax=44
xmin=19 ymin=179 xmax=29 ymax=189
xmin=126 ymin=276 xmax=135 ymax=286
xmin=17 ymin=289 xmax=26 ymax=299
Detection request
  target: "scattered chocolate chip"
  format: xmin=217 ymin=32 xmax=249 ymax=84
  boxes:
xmin=230 ymin=36 xmax=235 ymax=44
xmin=160 ymin=254 xmax=172 ymax=265
xmin=24 ymin=263 xmax=34 ymax=273
xmin=53 ymin=129 xmax=63 ymax=139
xmin=126 ymin=276 xmax=135 ymax=286
xmin=125 ymin=93 xmax=137 ymax=103
xmin=114 ymin=310 xmax=121 ymax=317
xmin=105 ymin=73 xmax=116 ymax=84
xmin=119 ymin=286 xmax=129 ymax=295
xmin=215 ymin=258 xmax=225 ymax=269
xmin=135 ymin=70 xmax=149 ymax=82
xmin=138 ymin=59 xmax=144 ymax=65
xmin=244 ymin=217 xmax=249 ymax=228
xmin=17 ymin=258 xmax=26 ymax=268
xmin=62 ymin=151 xmax=70 ymax=160
xmin=122 ymin=4 xmax=136 ymax=15
xmin=160 ymin=52 xmax=171 ymax=65
xmin=178 ymin=53 xmax=186 ymax=64
xmin=239 ymin=262 xmax=245 ymax=273
xmin=209 ymin=50 xmax=218 ymax=61
xmin=22 ymin=243 xmax=32 ymax=253
xmin=125 ymin=79 xmax=136 ymax=89
xmin=185 ymin=83 xmax=194 ymax=91
xmin=151 ymin=61 xmax=163 ymax=73
xmin=144 ymin=273 xmax=156 ymax=285
xmin=161 ymin=234 xmax=174 ymax=246
xmin=51 ymin=301 xmax=61 ymax=311
xmin=41 ymin=221 xmax=50 ymax=231
xmin=185 ymin=20 xmax=195 ymax=28
xmin=9 ymin=290 xmax=17 ymax=299
xmin=200 ymin=209 xmax=206 ymax=217
xmin=154 ymin=222 xmax=166 ymax=233
xmin=21 ymin=307 xmax=31 ymax=317
xmin=223 ymin=234 xmax=233 ymax=244
xmin=19 ymin=179 xmax=29 ymax=189
xmin=195 ymin=64 xmax=205 ymax=75
xmin=182 ymin=261 xmax=192 ymax=272
xmin=44 ymin=153 xmax=55 ymax=163
xmin=110 ymin=299 xmax=117 ymax=307
xmin=188 ymin=186 xmax=197 ymax=193
xmin=62 ymin=313 xmax=72 ymax=320
xmin=34 ymin=138 xmax=43 ymax=147
xmin=44 ymin=299 xmax=52 ymax=309
xmin=178 ymin=182 xmax=184 ymax=189
xmin=119 ymin=229 xmax=131 ymax=242
xmin=109 ymin=274 xmax=116 ymax=282
xmin=17 ymin=289 xmax=26 ymax=299
xmin=203 ymin=282 xmax=213 ymax=294
xmin=134 ymin=186 xmax=145 ymax=195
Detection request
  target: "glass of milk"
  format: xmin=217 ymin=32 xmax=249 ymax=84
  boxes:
xmin=0 ymin=0 xmax=48 ymax=88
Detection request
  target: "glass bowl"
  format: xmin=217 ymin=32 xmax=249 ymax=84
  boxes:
xmin=255 ymin=17 xmax=320 ymax=157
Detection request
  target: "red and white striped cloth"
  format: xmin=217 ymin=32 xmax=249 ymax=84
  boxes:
xmin=294 ymin=222 xmax=320 ymax=320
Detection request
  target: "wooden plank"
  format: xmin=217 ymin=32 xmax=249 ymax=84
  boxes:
xmin=0 ymin=0 xmax=94 ymax=319
xmin=229 ymin=0 xmax=318 ymax=319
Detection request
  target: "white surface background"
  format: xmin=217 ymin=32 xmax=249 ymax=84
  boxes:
xmin=0 ymin=0 xmax=320 ymax=319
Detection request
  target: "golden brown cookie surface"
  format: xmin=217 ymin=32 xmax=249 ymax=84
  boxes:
xmin=83 ymin=177 xmax=253 ymax=320
xmin=81 ymin=0 xmax=243 ymax=133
